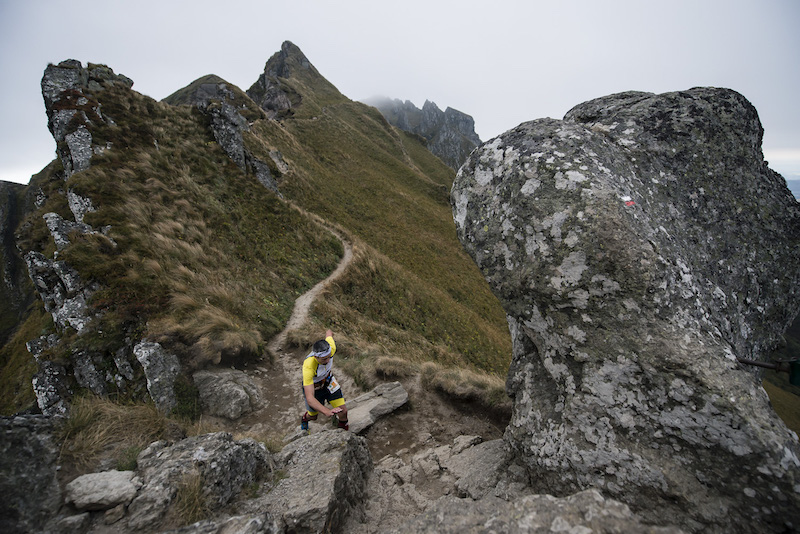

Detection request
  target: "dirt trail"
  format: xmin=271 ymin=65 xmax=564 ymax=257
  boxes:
xmin=211 ymin=222 xmax=506 ymax=462
xmin=210 ymin=225 xmax=357 ymax=437
xmin=265 ymin=225 xmax=353 ymax=355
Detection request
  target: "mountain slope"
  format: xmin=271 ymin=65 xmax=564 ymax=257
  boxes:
xmin=238 ymin=43 xmax=510 ymax=373
xmin=1 ymin=63 xmax=342 ymax=413
xmin=0 ymin=44 xmax=510 ymax=414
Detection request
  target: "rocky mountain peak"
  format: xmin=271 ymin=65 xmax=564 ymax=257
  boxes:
xmin=365 ymin=96 xmax=481 ymax=170
xmin=264 ymin=40 xmax=316 ymax=79
xmin=246 ymin=40 xmax=342 ymax=119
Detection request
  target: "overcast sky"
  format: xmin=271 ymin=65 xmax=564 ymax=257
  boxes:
xmin=1 ymin=0 xmax=798 ymax=185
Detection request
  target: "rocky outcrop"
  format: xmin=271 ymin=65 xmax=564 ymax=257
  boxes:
xmin=364 ymin=96 xmax=481 ymax=170
xmin=193 ymin=368 xmax=263 ymax=420
xmin=165 ymin=76 xmax=281 ymax=195
xmin=0 ymin=415 xmax=62 ymax=533
xmin=247 ymin=41 xmax=309 ymax=119
xmin=134 ymin=342 xmax=181 ymax=414
xmin=452 ymin=88 xmax=800 ymax=533
xmin=241 ymin=429 xmax=372 ymax=533
xmin=20 ymin=61 xmax=137 ymax=414
xmin=41 ymin=60 xmax=131 ymax=179
xmin=25 ymin=251 xmax=96 ymax=333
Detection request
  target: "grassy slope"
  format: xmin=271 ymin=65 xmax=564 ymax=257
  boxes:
xmin=0 ymin=55 xmax=512 ymax=414
xmin=0 ymin=79 xmax=342 ymax=413
xmin=241 ymin=58 xmax=512 ymax=376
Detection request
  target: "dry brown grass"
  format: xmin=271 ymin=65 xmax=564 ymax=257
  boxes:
xmin=169 ymin=470 xmax=210 ymax=527
xmin=58 ymin=395 xmax=174 ymax=472
xmin=419 ymin=361 xmax=510 ymax=411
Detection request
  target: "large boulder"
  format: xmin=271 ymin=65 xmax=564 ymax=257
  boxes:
xmin=125 ymin=432 xmax=271 ymax=531
xmin=241 ymin=429 xmax=372 ymax=533
xmin=64 ymin=469 xmax=141 ymax=511
xmin=452 ymin=88 xmax=800 ymax=532
xmin=193 ymin=368 xmax=264 ymax=420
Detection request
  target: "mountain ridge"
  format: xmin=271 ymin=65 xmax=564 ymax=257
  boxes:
xmin=0 ymin=42 xmax=511 ymax=417
xmin=362 ymin=95 xmax=482 ymax=170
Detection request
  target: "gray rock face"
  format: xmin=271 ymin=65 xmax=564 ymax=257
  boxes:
xmin=244 ymin=429 xmax=372 ymax=533
xmin=126 ymin=432 xmax=271 ymax=531
xmin=161 ymin=514 xmax=281 ymax=534
xmin=25 ymin=251 xmax=94 ymax=333
xmin=393 ymin=489 xmax=684 ymax=534
xmin=364 ymin=96 xmax=481 ymax=170
xmin=133 ymin=341 xmax=181 ymax=413
xmin=64 ymin=469 xmax=141 ymax=511
xmin=205 ymin=102 xmax=281 ymax=195
xmin=0 ymin=415 xmax=62 ymax=533
xmin=209 ymin=102 xmax=250 ymax=169
xmin=41 ymin=59 xmax=131 ymax=179
xmin=193 ymin=368 xmax=263 ymax=420
xmin=31 ymin=359 xmax=71 ymax=416
xmin=452 ymin=88 xmax=800 ymax=532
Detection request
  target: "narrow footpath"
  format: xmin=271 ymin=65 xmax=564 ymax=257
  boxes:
xmin=211 ymin=220 xmax=505 ymax=463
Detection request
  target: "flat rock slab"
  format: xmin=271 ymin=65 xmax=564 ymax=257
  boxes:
xmin=347 ymin=381 xmax=408 ymax=434
xmin=64 ymin=470 xmax=141 ymax=511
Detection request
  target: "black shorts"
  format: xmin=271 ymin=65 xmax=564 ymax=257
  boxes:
xmin=303 ymin=384 xmax=345 ymax=415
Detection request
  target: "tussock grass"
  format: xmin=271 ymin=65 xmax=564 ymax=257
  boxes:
xmin=3 ymin=82 xmax=343 ymax=409
xmin=170 ymin=470 xmax=210 ymax=526
xmin=310 ymin=241 xmax=509 ymax=374
xmin=0 ymin=304 xmax=47 ymax=412
xmin=763 ymin=372 xmax=800 ymax=437
xmin=58 ymin=395 xmax=174 ymax=471
xmin=419 ymin=361 xmax=510 ymax=410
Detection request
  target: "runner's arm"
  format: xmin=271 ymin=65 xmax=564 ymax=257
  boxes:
xmin=303 ymin=384 xmax=339 ymax=417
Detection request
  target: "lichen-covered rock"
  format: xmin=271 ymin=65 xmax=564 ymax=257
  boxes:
xmin=25 ymin=251 xmax=95 ymax=333
xmin=452 ymin=88 xmax=800 ymax=533
xmin=31 ymin=360 xmax=71 ymax=416
xmin=393 ymin=489 xmax=684 ymax=534
xmin=161 ymin=514 xmax=281 ymax=534
xmin=133 ymin=341 xmax=181 ymax=413
xmin=193 ymin=368 xmax=263 ymax=420
xmin=126 ymin=433 xmax=271 ymax=531
xmin=41 ymin=59 xmax=131 ymax=179
xmin=0 ymin=415 xmax=62 ymax=533
xmin=208 ymin=101 xmax=250 ymax=169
